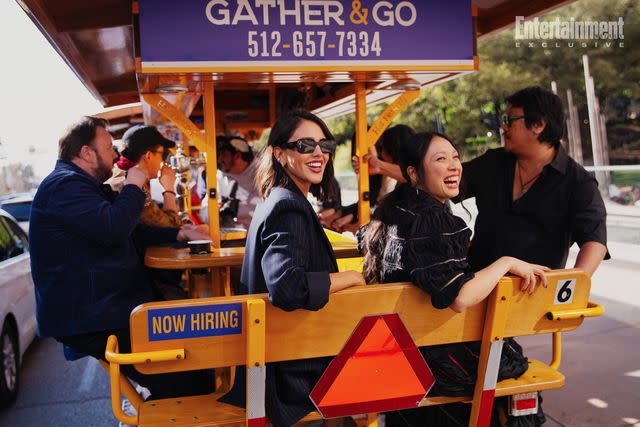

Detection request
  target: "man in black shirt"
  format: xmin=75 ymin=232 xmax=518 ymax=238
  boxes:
xmin=460 ymin=86 xmax=608 ymax=275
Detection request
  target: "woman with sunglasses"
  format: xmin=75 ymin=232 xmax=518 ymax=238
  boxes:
xmin=107 ymin=125 xmax=181 ymax=227
xmin=220 ymin=110 xmax=365 ymax=426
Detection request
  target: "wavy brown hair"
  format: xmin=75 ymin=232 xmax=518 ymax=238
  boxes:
xmin=256 ymin=110 xmax=336 ymax=201
xmin=58 ymin=116 xmax=109 ymax=161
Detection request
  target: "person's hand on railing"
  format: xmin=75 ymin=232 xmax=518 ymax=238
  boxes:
xmin=507 ymin=257 xmax=550 ymax=294
xmin=351 ymin=154 xmax=359 ymax=175
xmin=351 ymin=146 xmax=382 ymax=175
xmin=329 ymin=270 xmax=366 ymax=293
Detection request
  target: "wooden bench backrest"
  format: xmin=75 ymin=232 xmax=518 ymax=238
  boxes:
xmin=130 ymin=269 xmax=589 ymax=375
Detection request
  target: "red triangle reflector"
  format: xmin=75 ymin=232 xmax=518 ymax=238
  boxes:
xmin=310 ymin=314 xmax=434 ymax=418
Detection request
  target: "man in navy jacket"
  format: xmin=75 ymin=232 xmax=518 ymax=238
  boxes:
xmin=30 ymin=116 xmax=211 ymax=399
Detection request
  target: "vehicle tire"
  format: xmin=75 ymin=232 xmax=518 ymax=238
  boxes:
xmin=0 ymin=322 xmax=19 ymax=408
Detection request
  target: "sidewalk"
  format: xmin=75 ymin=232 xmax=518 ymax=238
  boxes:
xmin=520 ymin=301 xmax=640 ymax=427
xmin=520 ymin=246 xmax=640 ymax=427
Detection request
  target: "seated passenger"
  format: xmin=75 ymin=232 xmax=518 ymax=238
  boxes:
xmin=107 ymin=125 xmax=192 ymax=300
xmin=199 ymin=136 xmax=260 ymax=229
xmin=358 ymin=132 xmax=549 ymax=425
xmin=30 ymin=117 xmax=213 ymax=401
xmin=221 ymin=110 xmax=365 ymax=426
xmin=107 ymin=125 xmax=181 ymax=227
xmin=330 ymin=125 xmax=414 ymax=233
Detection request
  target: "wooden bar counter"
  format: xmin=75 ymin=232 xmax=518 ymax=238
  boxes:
xmin=144 ymin=229 xmax=362 ymax=306
xmin=145 ymin=239 xmax=360 ymax=270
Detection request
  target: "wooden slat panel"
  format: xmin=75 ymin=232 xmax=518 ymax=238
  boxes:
xmin=94 ymin=104 xmax=142 ymax=121
xmin=18 ymin=0 xmax=136 ymax=107
xmin=18 ymin=0 xmax=106 ymax=104
xmin=130 ymin=270 xmax=590 ymax=374
xmin=44 ymin=0 xmax=130 ymax=32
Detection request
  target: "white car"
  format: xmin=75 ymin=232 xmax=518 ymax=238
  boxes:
xmin=0 ymin=209 xmax=36 ymax=408
xmin=0 ymin=193 xmax=34 ymax=234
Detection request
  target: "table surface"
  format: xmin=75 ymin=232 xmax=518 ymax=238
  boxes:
xmin=145 ymin=239 xmax=359 ymax=269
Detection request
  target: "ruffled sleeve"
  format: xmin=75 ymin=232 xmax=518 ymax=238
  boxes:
xmin=409 ymin=263 xmax=474 ymax=309
xmin=401 ymin=200 xmax=474 ymax=309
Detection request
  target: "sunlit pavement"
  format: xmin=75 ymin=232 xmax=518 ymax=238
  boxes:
xmin=0 ymin=244 xmax=637 ymax=427
xmin=520 ymin=241 xmax=640 ymax=427
xmin=0 ymin=337 xmax=113 ymax=426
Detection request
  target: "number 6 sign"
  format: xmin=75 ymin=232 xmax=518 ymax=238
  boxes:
xmin=554 ymin=279 xmax=576 ymax=305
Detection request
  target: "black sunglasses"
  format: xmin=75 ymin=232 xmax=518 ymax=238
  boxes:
xmin=282 ymin=138 xmax=336 ymax=155
xmin=501 ymin=114 xmax=525 ymax=126
xmin=151 ymin=149 xmax=171 ymax=162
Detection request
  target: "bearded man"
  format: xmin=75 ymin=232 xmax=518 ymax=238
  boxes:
xmin=30 ymin=116 xmax=212 ymax=399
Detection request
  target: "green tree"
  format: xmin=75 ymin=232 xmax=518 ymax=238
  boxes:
xmin=327 ymin=0 xmax=638 ymax=167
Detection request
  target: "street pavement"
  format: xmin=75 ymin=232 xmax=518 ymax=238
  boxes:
xmin=520 ymin=241 xmax=640 ymax=427
xmin=0 ymin=337 xmax=113 ymax=426
xmin=0 ymin=245 xmax=638 ymax=426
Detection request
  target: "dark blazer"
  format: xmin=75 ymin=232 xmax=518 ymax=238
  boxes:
xmin=29 ymin=160 xmax=178 ymax=337
xmin=221 ymin=182 xmax=338 ymax=427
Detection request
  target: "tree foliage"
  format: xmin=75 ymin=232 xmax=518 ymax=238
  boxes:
xmin=327 ymin=0 xmax=639 ymax=171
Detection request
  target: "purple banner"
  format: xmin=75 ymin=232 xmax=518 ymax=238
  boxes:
xmin=139 ymin=0 xmax=474 ymax=66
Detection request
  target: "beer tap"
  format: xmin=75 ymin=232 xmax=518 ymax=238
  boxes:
xmin=168 ymin=141 xmax=193 ymax=224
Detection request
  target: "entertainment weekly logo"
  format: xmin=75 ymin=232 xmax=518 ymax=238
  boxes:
xmin=514 ymin=16 xmax=625 ymax=49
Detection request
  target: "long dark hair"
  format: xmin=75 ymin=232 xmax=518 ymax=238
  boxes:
xmin=256 ymin=110 xmax=336 ymax=201
xmin=379 ymin=124 xmax=415 ymax=163
xmin=360 ymin=131 xmax=457 ymax=283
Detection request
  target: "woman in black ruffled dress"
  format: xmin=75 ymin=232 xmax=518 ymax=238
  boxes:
xmin=358 ymin=132 xmax=549 ymax=426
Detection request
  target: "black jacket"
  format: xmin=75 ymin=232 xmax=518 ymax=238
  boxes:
xmin=222 ymin=182 xmax=338 ymax=426
xmin=360 ymin=184 xmax=475 ymax=309
xmin=358 ymin=185 xmax=528 ymax=398
xmin=29 ymin=160 xmax=178 ymax=337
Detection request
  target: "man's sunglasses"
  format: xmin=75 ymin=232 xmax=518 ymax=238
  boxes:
xmin=282 ymin=138 xmax=336 ymax=155
xmin=152 ymin=149 xmax=171 ymax=162
xmin=501 ymin=114 xmax=525 ymax=126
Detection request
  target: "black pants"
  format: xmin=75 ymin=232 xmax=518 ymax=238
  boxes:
xmin=58 ymin=328 xmax=214 ymax=400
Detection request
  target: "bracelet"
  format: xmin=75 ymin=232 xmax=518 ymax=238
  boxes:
xmin=162 ymin=190 xmax=176 ymax=197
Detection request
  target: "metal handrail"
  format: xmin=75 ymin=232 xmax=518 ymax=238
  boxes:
xmin=105 ymin=339 xmax=185 ymax=365
xmin=104 ymin=336 xmax=186 ymax=426
xmin=105 ymin=336 xmax=138 ymax=426
xmin=546 ymin=301 xmax=604 ymax=321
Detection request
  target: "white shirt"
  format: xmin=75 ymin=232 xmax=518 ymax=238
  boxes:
xmin=200 ymin=161 xmax=260 ymax=229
